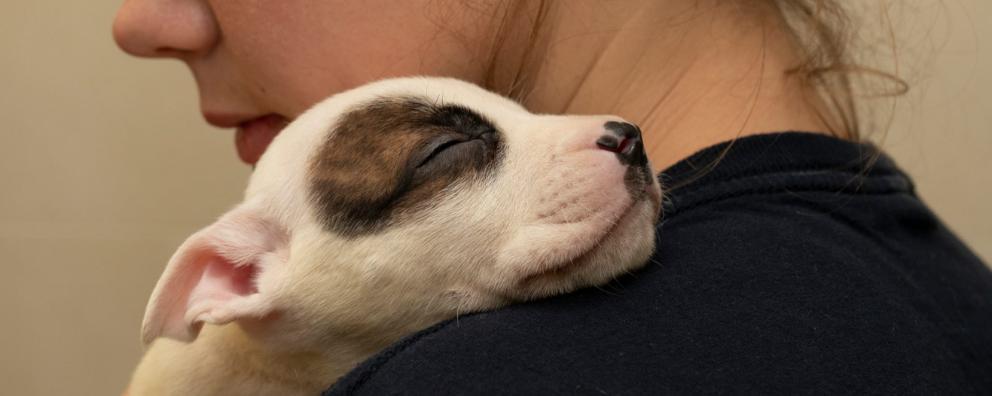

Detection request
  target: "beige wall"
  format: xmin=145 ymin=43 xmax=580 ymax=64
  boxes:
xmin=880 ymin=1 xmax=992 ymax=264
xmin=0 ymin=1 xmax=989 ymax=394
xmin=1 ymin=2 xmax=248 ymax=394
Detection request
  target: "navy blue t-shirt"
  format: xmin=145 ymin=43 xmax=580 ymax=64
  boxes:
xmin=326 ymin=132 xmax=992 ymax=395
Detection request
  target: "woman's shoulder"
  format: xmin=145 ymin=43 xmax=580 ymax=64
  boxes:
xmin=326 ymin=132 xmax=992 ymax=395
xmin=329 ymin=210 xmax=988 ymax=395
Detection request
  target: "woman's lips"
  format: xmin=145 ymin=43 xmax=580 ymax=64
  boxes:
xmin=234 ymin=114 xmax=289 ymax=166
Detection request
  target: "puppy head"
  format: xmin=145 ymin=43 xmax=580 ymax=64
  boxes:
xmin=141 ymin=77 xmax=662 ymax=351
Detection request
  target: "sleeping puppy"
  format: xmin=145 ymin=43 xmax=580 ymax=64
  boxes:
xmin=128 ymin=77 xmax=662 ymax=395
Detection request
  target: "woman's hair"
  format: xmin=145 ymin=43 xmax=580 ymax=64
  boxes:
xmin=479 ymin=0 xmax=908 ymax=142
xmin=775 ymin=0 xmax=908 ymax=141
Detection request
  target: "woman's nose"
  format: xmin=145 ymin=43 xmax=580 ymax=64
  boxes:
xmin=112 ymin=0 xmax=219 ymax=58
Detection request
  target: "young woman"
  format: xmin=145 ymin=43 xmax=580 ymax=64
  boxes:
xmin=113 ymin=1 xmax=992 ymax=393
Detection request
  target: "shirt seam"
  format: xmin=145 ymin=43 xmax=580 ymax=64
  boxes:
xmin=662 ymin=182 xmax=912 ymax=220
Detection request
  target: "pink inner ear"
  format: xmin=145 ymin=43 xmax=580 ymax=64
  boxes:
xmin=143 ymin=244 xmax=276 ymax=345
xmin=142 ymin=206 xmax=287 ymax=346
xmin=181 ymin=253 xmax=269 ymax=335
xmin=194 ymin=255 xmax=259 ymax=302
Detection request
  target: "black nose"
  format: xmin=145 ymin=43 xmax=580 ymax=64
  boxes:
xmin=597 ymin=121 xmax=647 ymax=166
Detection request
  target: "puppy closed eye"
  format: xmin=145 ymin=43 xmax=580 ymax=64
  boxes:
xmin=415 ymin=135 xmax=471 ymax=168
xmin=412 ymin=135 xmax=490 ymax=178
xmin=411 ymin=104 xmax=499 ymax=172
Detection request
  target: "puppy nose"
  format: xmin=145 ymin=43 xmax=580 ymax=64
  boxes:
xmin=596 ymin=121 xmax=647 ymax=166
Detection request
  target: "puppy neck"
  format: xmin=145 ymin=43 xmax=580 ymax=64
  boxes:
xmin=131 ymin=324 xmax=358 ymax=395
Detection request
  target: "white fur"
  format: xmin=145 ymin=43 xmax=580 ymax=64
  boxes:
xmin=128 ymin=77 xmax=662 ymax=395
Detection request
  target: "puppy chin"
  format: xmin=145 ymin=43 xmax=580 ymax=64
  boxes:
xmin=506 ymin=197 xmax=658 ymax=299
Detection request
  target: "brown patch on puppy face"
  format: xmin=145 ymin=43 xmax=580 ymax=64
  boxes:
xmin=309 ymin=97 xmax=502 ymax=237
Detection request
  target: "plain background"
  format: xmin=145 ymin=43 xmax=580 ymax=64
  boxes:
xmin=1 ymin=1 xmax=988 ymax=394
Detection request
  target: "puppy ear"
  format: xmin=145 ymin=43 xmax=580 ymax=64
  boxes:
xmin=141 ymin=202 xmax=289 ymax=347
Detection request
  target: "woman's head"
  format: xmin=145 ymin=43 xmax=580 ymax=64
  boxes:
xmin=113 ymin=1 xmax=515 ymax=116
xmin=113 ymin=0 xmax=867 ymax=168
xmin=113 ymin=0 xmax=523 ymax=163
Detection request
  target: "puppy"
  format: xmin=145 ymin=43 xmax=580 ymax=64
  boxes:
xmin=128 ymin=77 xmax=662 ymax=395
